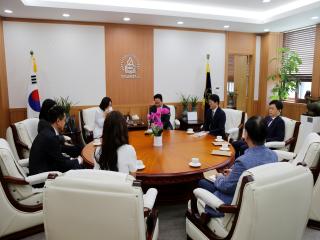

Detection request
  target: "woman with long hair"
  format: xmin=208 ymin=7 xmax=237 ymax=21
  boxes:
xmin=94 ymin=111 xmax=137 ymax=176
xmin=93 ymin=96 xmax=112 ymax=139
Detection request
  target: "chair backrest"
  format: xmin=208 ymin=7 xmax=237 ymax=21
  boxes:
xmin=291 ymin=132 xmax=320 ymax=168
xmin=310 ymin=174 xmax=320 ymax=222
xmin=6 ymin=127 xmax=20 ymax=161
xmin=166 ymin=105 xmax=176 ymax=129
xmin=0 ymin=139 xmax=35 ymax=204
xmin=12 ymin=118 xmax=39 ymax=158
xmin=44 ymin=170 xmax=147 ymax=240
xmin=80 ymin=107 xmax=98 ymax=131
xmin=282 ymin=117 xmax=299 ymax=151
xmin=225 ymin=162 xmax=313 ymax=240
xmin=223 ymin=108 xmax=243 ymax=131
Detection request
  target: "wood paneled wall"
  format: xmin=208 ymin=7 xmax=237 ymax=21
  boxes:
xmin=0 ymin=18 xmax=10 ymax=138
xmin=311 ymin=24 xmax=320 ymax=98
xmin=105 ymin=24 xmax=154 ymax=105
xmin=282 ymin=102 xmax=307 ymax=121
xmin=258 ymin=32 xmax=283 ymax=115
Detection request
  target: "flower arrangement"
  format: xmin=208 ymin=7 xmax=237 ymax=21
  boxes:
xmin=147 ymin=107 xmax=170 ymax=136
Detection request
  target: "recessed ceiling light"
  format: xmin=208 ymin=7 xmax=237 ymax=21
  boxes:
xmin=262 ymin=0 xmax=271 ymax=3
xmin=264 ymin=28 xmax=270 ymax=32
xmin=123 ymin=17 xmax=131 ymax=21
xmin=224 ymin=25 xmax=230 ymax=29
xmin=311 ymin=16 xmax=319 ymax=20
xmin=177 ymin=21 xmax=184 ymax=25
xmin=4 ymin=9 xmax=13 ymax=14
xmin=62 ymin=13 xmax=70 ymax=17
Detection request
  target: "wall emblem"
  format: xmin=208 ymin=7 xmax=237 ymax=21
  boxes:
xmin=120 ymin=54 xmax=140 ymax=79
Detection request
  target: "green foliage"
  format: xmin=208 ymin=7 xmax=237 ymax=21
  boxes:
xmin=190 ymin=95 xmax=199 ymax=108
xmin=268 ymin=47 xmax=302 ymax=100
xmin=180 ymin=93 xmax=190 ymax=109
xmin=54 ymin=96 xmax=74 ymax=115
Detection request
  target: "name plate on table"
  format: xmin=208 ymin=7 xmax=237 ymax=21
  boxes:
xmin=211 ymin=150 xmax=232 ymax=157
xmin=187 ymin=112 xmax=198 ymax=121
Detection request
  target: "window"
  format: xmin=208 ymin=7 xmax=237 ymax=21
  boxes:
xmin=283 ymin=26 xmax=316 ymax=101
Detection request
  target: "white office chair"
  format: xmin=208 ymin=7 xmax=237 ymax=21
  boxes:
xmin=186 ymin=162 xmax=313 ymax=240
xmin=9 ymin=118 xmax=39 ymax=159
xmin=265 ymin=116 xmax=300 ymax=152
xmin=222 ymin=108 xmax=246 ymax=140
xmin=43 ymin=169 xmax=159 ymax=240
xmin=167 ymin=105 xmax=180 ymax=129
xmin=0 ymin=138 xmax=60 ymax=239
xmin=79 ymin=107 xmax=99 ymax=144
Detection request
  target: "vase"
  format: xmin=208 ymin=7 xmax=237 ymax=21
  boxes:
xmin=153 ymin=135 xmax=163 ymax=147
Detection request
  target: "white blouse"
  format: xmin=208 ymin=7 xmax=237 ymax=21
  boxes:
xmin=94 ymin=144 xmax=137 ymax=174
xmin=93 ymin=108 xmax=105 ymax=139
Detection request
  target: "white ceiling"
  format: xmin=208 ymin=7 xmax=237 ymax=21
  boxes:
xmin=0 ymin=0 xmax=319 ymax=33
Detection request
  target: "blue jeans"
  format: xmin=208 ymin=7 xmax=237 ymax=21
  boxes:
xmin=198 ymin=179 xmax=225 ymax=218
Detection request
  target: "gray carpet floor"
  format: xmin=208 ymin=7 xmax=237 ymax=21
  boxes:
xmin=21 ymin=204 xmax=320 ymax=240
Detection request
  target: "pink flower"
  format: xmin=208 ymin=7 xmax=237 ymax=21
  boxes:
xmin=155 ymin=121 xmax=163 ymax=127
xmin=161 ymin=108 xmax=170 ymax=115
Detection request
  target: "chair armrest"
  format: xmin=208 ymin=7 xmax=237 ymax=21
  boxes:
xmin=265 ymin=141 xmax=285 ymax=149
xmin=84 ymin=125 xmax=94 ymax=132
xmin=18 ymin=158 xmax=29 ymax=167
xmin=285 ymin=137 xmax=296 ymax=145
xmin=143 ymin=188 xmax=158 ymax=210
xmin=16 ymin=140 xmax=29 ymax=150
xmin=273 ymin=150 xmax=296 ymax=161
xmin=3 ymin=176 xmax=29 ymax=185
xmin=226 ymin=127 xmax=239 ymax=135
xmin=174 ymin=119 xmax=180 ymax=126
xmin=193 ymin=188 xmax=224 ymax=210
xmin=25 ymin=171 xmax=62 ymax=185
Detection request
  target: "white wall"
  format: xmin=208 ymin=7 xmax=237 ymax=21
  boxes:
xmin=3 ymin=21 xmax=105 ymax=108
xmin=254 ymin=36 xmax=261 ymax=100
xmin=154 ymin=29 xmax=225 ymax=102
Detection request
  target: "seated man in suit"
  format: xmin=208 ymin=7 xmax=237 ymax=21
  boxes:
xmin=199 ymin=116 xmax=277 ymax=216
xmin=232 ymin=100 xmax=285 ymax=158
xmin=29 ymin=105 xmax=83 ymax=177
xmin=149 ymin=93 xmax=172 ymax=130
xmin=203 ymin=94 xmax=226 ymax=138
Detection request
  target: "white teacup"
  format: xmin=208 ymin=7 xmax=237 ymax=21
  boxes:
xmin=216 ymin=136 xmax=223 ymax=141
xmin=222 ymin=143 xmax=229 ymax=149
xmin=187 ymin=128 xmax=194 ymax=133
xmin=146 ymin=129 xmax=153 ymax=133
xmin=191 ymin=157 xmax=200 ymax=164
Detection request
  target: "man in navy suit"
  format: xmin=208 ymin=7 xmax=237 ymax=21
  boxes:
xmin=232 ymin=100 xmax=285 ymax=158
xmin=203 ymin=94 xmax=226 ymax=138
xmin=149 ymin=93 xmax=173 ymax=130
xmin=199 ymin=116 xmax=278 ymax=217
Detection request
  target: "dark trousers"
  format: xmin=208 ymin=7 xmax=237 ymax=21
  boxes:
xmin=232 ymin=139 xmax=248 ymax=158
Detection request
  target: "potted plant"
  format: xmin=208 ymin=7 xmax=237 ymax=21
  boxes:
xmin=190 ymin=96 xmax=199 ymax=112
xmin=268 ymin=47 xmax=302 ymax=100
xmin=147 ymin=107 xmax=170 ymax=147
xmin=54 ymin=96 xmax=77 ymax=132
xmin=180 ymin=93 xmax=190 ymax=119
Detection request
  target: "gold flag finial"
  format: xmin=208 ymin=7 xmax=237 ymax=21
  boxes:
xmin=206 ymin=54 xmax=210 ymax=60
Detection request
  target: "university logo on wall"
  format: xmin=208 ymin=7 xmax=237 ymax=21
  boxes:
xmin=120 ymin=54 xmax=140 ymax=79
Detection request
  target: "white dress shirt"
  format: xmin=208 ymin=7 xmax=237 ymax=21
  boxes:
xmin=94 ymin=144 xmax=138 ymax=174
xmin=93 ymin=108 xmax=105 ymax=139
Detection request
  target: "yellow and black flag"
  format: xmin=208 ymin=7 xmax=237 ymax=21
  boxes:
xmin=203 ymin=54 xmax=212 ymax=119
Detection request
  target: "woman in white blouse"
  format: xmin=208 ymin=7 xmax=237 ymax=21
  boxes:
xmin=93 ymin=97 xmax=112 ymax=139
xmin=94 ymin=111 xmax=137 ymax=176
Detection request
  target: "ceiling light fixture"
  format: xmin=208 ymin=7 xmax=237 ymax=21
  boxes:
xmin=264 ymin=28 xmax=270 ymax=32
xmin=4 ymin=9 xmax=13 ymax=14
xmin=177 ymin=21 xmax=184 ymax=25
xmin=123 ymin=17 xmax=131 ymax=21
xmin=262 ymin=0 xmax=271 ymax=3
xmin=311 ymin=16 xmax=319 ymax=20
xmin=62 ymin=13 xmax=70 ymax=17
xmin=224 ymin=25 xmax=230 ymax=29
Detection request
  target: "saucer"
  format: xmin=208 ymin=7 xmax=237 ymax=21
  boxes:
xmin=219 ymin=147 xmax=230 ymax=151
xmin=93 ymin=141 xmax=101 ymax=146
xmin=187 ymin=131 xmax=194 ymax=135
xmin=215 ymin=139 xmax=224 ymax=142
xmin=137 ymin=164 xmax=146 ymax=170
xmin=189 ymin=162 xmax=201 ymax=167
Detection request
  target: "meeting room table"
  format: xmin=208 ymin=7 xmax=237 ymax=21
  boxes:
xmin=81 ymin=130 xmax=235 ymax=203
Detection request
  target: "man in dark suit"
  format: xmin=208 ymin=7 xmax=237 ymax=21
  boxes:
xmin=203 ymin=94 xmax=226 ymax=138
xmin=29 ymin=105 xmax=83 ymax=177
xmin=149 ymin=93 xmax=173 ymax=130
xmin=232 ymin=100 xmax=285 ymax=158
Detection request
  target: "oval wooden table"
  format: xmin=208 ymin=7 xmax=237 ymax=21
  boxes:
xmin=82 ymin=130 xmax=235 ymax=203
